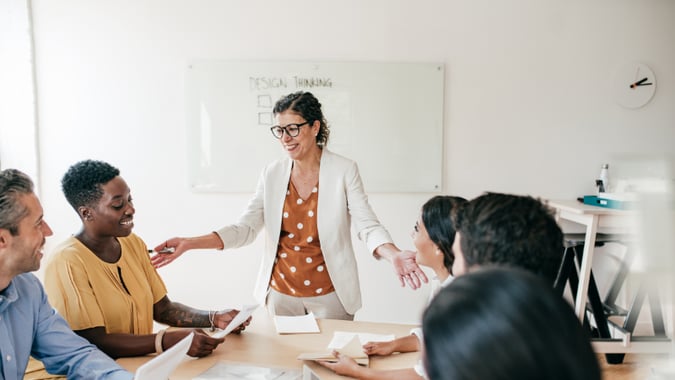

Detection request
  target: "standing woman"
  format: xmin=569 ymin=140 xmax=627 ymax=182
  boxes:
xmin=44 ymin=160 xmax=249 ymax=359
xmin=152 ymin=91 xmax=426 ymax=320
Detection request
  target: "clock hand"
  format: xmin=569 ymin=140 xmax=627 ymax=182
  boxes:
xmin=630 ymin=77 xmax=650 ymax=88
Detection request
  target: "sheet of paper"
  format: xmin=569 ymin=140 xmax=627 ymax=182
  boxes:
xmin=135 ymin=331 xmax=193 ymax=380
xmin=327 ymin=331 xmax=395 ymax=349
xmin=193 ymin=362 xmax=302 ymax=380
xmin=211 ymin=304 xmax=259 ymax=339
xmin=273 ymin=312 xmax=320 ymax=334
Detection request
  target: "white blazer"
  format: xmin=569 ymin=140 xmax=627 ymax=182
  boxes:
xmin=215 ymin=149 xmax=393 ymax=314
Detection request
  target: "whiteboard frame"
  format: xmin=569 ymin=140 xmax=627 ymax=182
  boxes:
xmin=185 ymin=60 xmax=444 ymax=193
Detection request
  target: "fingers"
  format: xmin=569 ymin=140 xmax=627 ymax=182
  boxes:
xmin=150 ymin=254 xmax=172 ymax=269
xmin=150 ymin=239 xmax=183 ymax=269
xmin=231 ymin=323 xmax=246 ymax=334
xmin=362 ymin=342 xmax=379 ymax=355
xmin=404 ymin=274 xmax=419 ymax=290
xmin=188 ymin=330 xmax=225 ymax=357
xmin=316 ymin=360 xmax=336 ymax=371
xmin=417 ymin=268 xmax=429 ymax=283
xmin=409 ymin=272 xmax=422 ymax=289
xmin=231 ymin=315 xmax=252 ymax=334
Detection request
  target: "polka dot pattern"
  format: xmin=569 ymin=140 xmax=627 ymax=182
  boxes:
xmin=269 ymin=181 xmax=334 ymax=297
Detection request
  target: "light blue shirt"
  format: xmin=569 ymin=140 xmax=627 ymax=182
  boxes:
xmin=0 ymin=273 xmax=133 ymax=380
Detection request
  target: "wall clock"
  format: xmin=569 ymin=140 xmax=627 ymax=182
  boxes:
xmin=612 ymin=62 xmax=656 ymax=109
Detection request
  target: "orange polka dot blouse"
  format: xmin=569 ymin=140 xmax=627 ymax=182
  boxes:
xmin=269 ymin=182 xmax=335 ymax=297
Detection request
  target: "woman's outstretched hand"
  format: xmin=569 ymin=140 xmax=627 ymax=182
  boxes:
xmin=375 ymin=243 xmax=428 ymax=290
xmin=393 ymin=249 xmax=428 ymax=290
xmin=150 ymin=238 xmax=187 ymax=269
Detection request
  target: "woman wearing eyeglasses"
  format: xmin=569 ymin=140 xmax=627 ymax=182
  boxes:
xmin=151 ymin=91 xmax=426 ymax=320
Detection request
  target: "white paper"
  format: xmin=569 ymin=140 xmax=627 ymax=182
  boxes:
xmin=135 ymin=331 xmax=193 ymax=380
xmin=193 ymin=362 xmax=302 ymax=380
xmin=273 ymin=312 xmax=320 ymax=334
xmin=327 ymin=331 xmax=395 ymax=349
xmin=211 ymin=304 xmax=259 ymax=339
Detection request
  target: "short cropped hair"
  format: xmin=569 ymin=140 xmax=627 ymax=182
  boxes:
xmin=455 ymin=192 xmax=563 ymax=282
xmin=421 ymin=195 xmax=467 ymax=272
xmin=62 ymin=160 xmax=120 ymax=210
xmin=423 ymin=266 xmax=601 ymax=380
xmin=0 ymin=169 xmax=34 ymax=236
xmin=273 ymin=91 xmax=330 ymax=147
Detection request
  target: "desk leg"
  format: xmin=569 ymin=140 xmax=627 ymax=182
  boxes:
xmin=575 ymin=216 xmax=599 ymax=321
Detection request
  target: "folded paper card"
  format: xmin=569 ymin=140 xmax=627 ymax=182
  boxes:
xmin=327 ymin=331 xmax=396 ymax=348
xmin=273 ymin=312 xmax=320 ymax=334
xmin=297 ymin=336 xmax=369 ymax=366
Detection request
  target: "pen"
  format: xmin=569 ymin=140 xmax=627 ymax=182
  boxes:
xmin=147 ymin=247 xmax=176 ymax=254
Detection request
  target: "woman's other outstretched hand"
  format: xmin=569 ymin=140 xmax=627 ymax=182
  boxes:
xmin=392 ymin=249 xmax=428 ymax=290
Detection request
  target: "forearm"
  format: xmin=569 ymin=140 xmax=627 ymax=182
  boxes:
xmin=395 ymin=335 xmax=421 ymax=353
xmin=184 ymin=232 xmax=224 ymax=250
xmin=155 ymin=300 xmax=210 ymax=328
xmin=75 ymin=328 xmax=156 ymax=359
xmin=352 ymin=367 xmax=421 ymax=380
xmin=373 ymin=242 xmax=399 ymax=261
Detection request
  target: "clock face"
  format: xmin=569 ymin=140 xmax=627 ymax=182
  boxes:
xmin=612 ymin=62 xmax=656 ymax=109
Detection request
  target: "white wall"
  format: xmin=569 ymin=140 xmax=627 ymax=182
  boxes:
xmin=11 ymin=0 xmax=675 ymax=324
xmin=0 ymin=0 xmax=39 ymax=182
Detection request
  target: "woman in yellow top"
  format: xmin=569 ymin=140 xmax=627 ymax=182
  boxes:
xmin=44 ymin=160 xmax=249 ymax=358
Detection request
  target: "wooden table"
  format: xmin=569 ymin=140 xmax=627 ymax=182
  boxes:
xmin=117 ymin=309 xmax=418 ymax=379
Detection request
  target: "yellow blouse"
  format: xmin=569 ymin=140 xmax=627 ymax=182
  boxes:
xmin=43 ymin=234 xmax=167 ymax=335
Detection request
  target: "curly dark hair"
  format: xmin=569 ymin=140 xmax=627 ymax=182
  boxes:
xmin=273 ymin=91 xmax=330 ymax=146
xmin=421 ymin=195 xmax=467 ymax=273
xmin=455 ymin=192 xmax=563 ymax=283
xmin=62 ymin=160 xmax=120 ymax=210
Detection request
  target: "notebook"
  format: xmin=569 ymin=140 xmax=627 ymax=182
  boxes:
xmin=134 ymin=332 xmax=193 ymax=380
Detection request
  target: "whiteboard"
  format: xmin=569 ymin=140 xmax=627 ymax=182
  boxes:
xmin=185 ymin=60 xmax=444 ymax=193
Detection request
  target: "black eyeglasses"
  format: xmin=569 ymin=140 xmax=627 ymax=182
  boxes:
xmin=270 ymin=122 xmax=309 ymax=139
